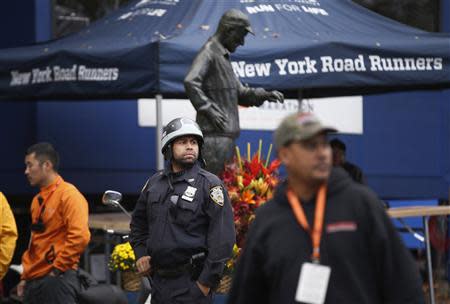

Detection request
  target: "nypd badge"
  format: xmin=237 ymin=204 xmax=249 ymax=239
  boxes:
xmin=182 ymin=186 xmax=197 ymax=202
xmin=210 ymin=186 xmax=224 ymax=206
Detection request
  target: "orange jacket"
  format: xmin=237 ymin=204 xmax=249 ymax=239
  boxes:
xmin=0 ymin=192 xmax=18 ymax=280
xmin=21 ymin=175 xmax=90 ymax=280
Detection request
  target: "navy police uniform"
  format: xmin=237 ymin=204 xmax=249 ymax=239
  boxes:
xmin=130 ymin=162 xmax=235 ymax=304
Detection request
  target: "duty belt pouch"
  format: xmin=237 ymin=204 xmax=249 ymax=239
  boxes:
xmin=190 ymin=263 xmax=202 ymax=280
xmin=190 ymin=252 xmax=206 ymax=280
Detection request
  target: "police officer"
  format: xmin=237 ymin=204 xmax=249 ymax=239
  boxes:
xmin=130 ymin=117 xmax=235 ymax=304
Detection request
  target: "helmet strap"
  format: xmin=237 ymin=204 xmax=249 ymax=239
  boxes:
xmin=163 ymin=144 xmax=172 ymax=161
xmin=198 ymin=146 xmax=206 ymax=168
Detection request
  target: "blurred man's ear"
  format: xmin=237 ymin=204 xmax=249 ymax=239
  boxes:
xmin=278 ymin=147 xmax=290 ymax=166
xmin=42 ymin=159 xmax=53 ymax=171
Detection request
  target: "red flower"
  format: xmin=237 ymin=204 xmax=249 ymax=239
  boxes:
xmin=268 ymin=159 xmax=281 ymax=173
xmin=249 ymin=155 xmax=262 ymax=177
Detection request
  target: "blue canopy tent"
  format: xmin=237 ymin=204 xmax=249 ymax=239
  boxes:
xmin=1 ymin=0 xmax=449 ymax=100
xmin=0 ymin=0 xmax=449 ymax=198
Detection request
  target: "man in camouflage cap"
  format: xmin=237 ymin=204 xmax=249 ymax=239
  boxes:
xmin=229 ymin=112 xmax=425 ymax=304
xmin=273 ymin=112 xmax=337 ymax=150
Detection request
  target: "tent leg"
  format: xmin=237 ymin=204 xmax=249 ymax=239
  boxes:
xmin=297 ymin=89 xmax=303 ymax=113
xmin=156 ymin=94 xmax=164 ymax=170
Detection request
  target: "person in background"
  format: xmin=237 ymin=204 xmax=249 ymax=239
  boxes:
xmin=0 ymin=192 xmax=18 ymax=282
xmin=330 ymin=138 xmax=366 ymax=184
xmin=130 ymin=117 xmax=235 ymax=304
xmin=228 ymin=112 xmax=424 ymax=304
xmin=17 ymin=142 xmax=90 ymax=304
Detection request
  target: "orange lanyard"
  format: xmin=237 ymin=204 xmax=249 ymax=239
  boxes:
xmin=286 ymin=184 xmax=327 ymax=263
xmin=34 ymin=179 xmax=61 ymax=222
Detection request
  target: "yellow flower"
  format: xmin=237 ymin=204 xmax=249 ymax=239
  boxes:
xmin=226 ymin=259 xmax=233 ymax=269
xmin=254 ymin=178 xmax=269 ymax=196
xmin=236 ymin=175 xmax=244 ymax=189
xmin=109 ymin=242 xmax=136 ymax=272
xmin=232 ymin=244 xmax=239 ymax=253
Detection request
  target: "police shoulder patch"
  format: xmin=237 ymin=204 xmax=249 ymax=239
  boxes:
xmin=209 ymin=186 xmax=224 ymax=207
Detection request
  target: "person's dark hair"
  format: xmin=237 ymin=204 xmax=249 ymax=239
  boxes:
xmin=330 ymin=138 xmax=346 ymax=152
xmin=26 ymin=142 xmax=60 ymax=172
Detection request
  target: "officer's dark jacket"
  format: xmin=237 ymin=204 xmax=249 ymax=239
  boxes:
xmin=130 ymin=162 xmax=235 ymax=288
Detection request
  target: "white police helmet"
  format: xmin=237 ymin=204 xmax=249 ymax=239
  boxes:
xmin=161 ymin=117 xmax=204 ymax=155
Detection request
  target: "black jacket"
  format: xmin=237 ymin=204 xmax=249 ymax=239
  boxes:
xmin=342 ymin=161 xmax=366 ymax=184
xmin=228 ymin=168 xmax=425 ymax=304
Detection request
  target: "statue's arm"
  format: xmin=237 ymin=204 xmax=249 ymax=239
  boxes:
xmin=184 ymin=52 xmax=227 ymax=130
xmin=238 ymin=81 xmax=284 ymax=107
xmin=184 ymin=52 xmax=213 ymax=112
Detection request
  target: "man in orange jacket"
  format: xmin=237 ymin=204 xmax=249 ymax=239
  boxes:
xmin=17 ymin=142 xmax=91 ymax=304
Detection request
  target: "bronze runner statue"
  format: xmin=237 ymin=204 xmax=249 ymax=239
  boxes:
xmin=185 ymin=9 xmax=284 ymax=176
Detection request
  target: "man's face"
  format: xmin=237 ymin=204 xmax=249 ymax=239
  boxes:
xmin=222 ymin=27 xmax=248 ymax=53
xmin=279 ymin=133 xmax=332 ymax=185
xmin=25 ymin=153 xmax=49 ymax=187
xmin=171 ymin=135 xmax=199 ymax=171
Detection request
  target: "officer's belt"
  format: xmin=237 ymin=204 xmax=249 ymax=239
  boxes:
xmin=154 ymin=263 xmax=192 ymax=278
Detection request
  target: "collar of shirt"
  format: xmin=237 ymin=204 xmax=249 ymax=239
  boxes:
xmin=276 ymin=180 xmax=319 ymax=206
xmin=164 ymin=162 xmax=200 ymax=185
xmin=39 ymin=175 xmax=63 ymax=200
xmin=210 ymin=36 xmax=230 ymax=59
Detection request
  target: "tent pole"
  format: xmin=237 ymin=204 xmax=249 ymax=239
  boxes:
xmin=156 ymin=94 xmax=164 ymax=170
xmin=297 ymin=89 xmax=303 ymax=113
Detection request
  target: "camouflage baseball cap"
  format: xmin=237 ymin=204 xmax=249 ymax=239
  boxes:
xmin=274 ymin=112 xmax=337 ymax=149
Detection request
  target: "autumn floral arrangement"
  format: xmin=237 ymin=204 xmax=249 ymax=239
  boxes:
xmin=109 ymin=241 xmax=136 ymax=272
xmin=221 ymin=140 xmax=281 ymax=272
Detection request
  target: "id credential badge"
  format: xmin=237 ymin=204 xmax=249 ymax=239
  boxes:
xmin=295 ymin=262 xmax=331 ymax=304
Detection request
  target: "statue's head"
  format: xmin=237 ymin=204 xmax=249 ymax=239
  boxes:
xmin=217 ymin=9 xmax=254 ymax=53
